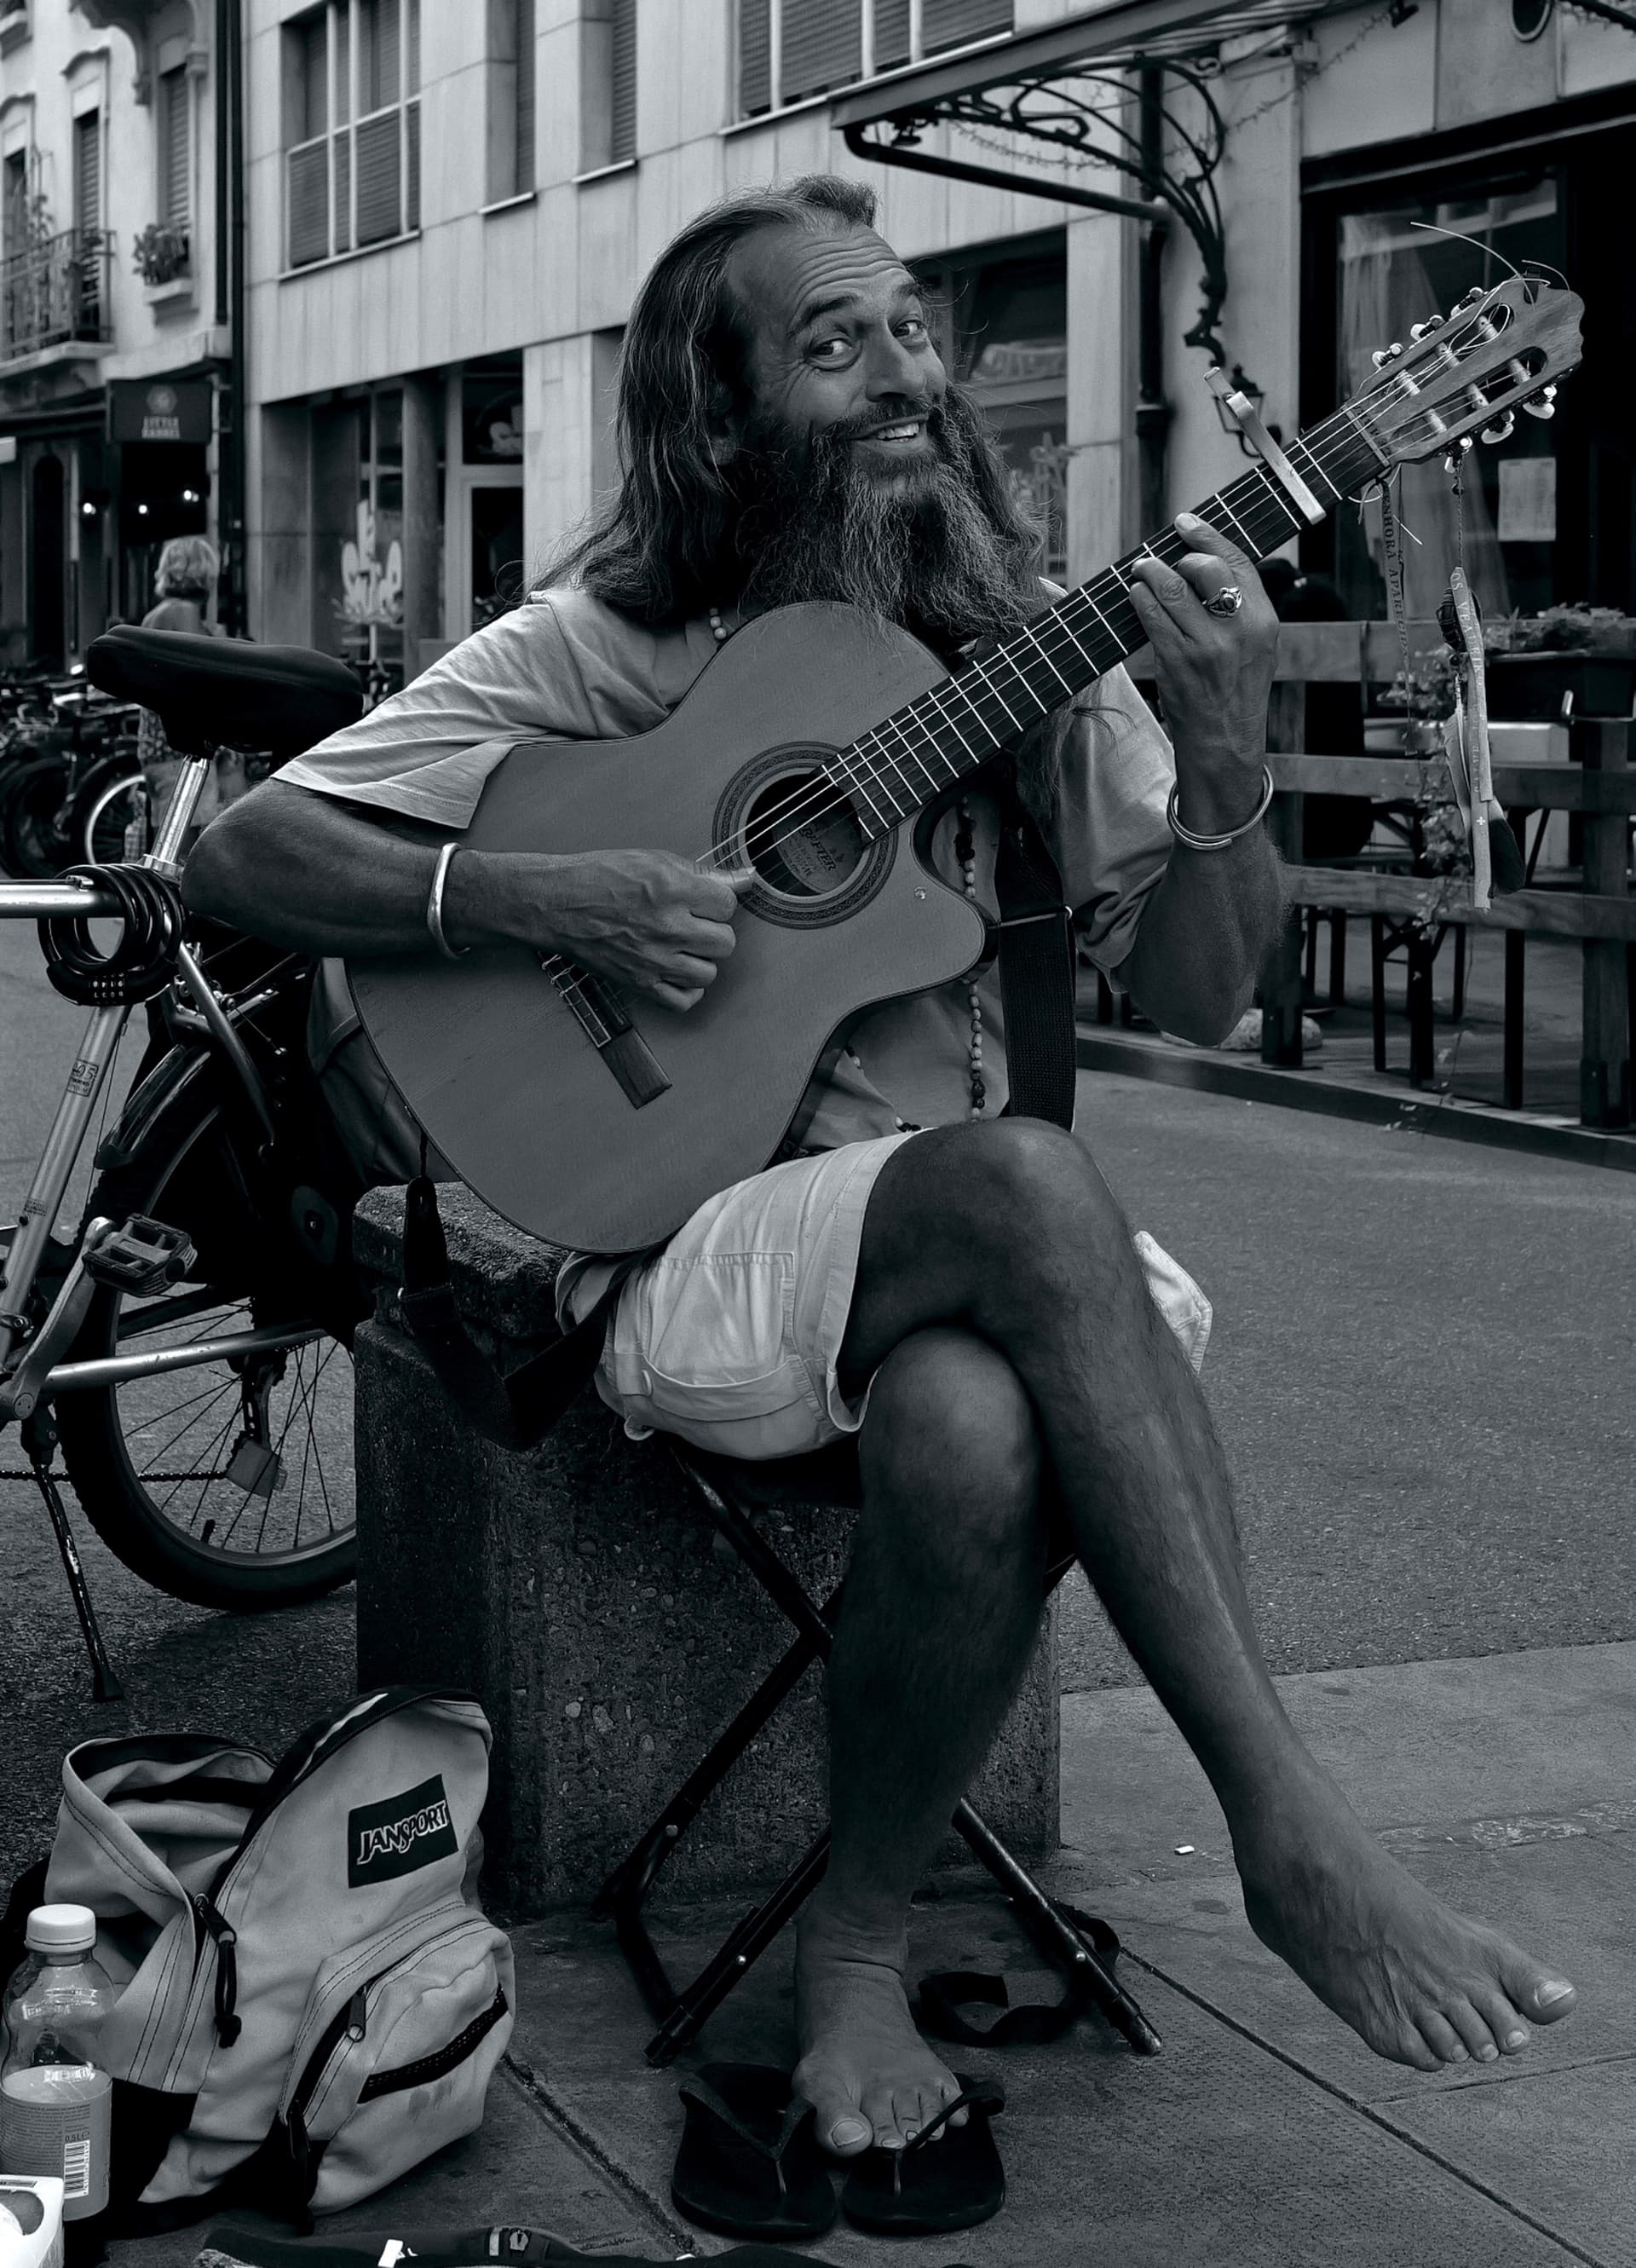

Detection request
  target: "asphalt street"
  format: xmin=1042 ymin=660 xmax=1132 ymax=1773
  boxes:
xmin=3 ymin=910 xmax=1634 ymax=1896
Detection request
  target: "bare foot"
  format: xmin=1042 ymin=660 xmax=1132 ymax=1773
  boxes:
xmin=792 ymin=1901 xmax=965 ymax=2156
xmin=1236 ymin=1769 xmax=1578 ymax=2070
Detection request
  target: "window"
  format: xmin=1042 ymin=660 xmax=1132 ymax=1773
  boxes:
xmin=2 ymin=149 xmax=27 ymax=263
xmin=486 ymin=0 xmax=535 ymax=203
xmin=72 ymin=109 xmax=101 ymax=234
xmin=580 ymin=0 xmax=637 ymax=172
xmin=737 ymin=0 xmax=1010 ymax=116
xmin=285 ymin=0 xmax=420 ymax=269
xmin=158 ymin=66 xmax=189 ymax=229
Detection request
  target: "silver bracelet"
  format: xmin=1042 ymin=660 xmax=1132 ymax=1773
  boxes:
xmin=1166 ymin=765 xmax=1275 ymax=852
xmin=426 ymin=840 xmax=470 ymax=961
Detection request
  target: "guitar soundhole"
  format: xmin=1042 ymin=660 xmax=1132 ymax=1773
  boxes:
xmin=743 ymin=770 xmax=867 ymax=898
xmin=717 ymin=745 xmax=896 ymax=932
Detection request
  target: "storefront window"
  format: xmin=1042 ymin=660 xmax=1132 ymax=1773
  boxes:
xmin=1334 ymin=178 xmax=1563 ymax=624
xmin=314 ymin=388 xmax=406 ymax=696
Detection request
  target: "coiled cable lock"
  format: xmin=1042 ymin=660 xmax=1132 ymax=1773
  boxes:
xmin=38 ymin=863 xmax=185 ymax=1005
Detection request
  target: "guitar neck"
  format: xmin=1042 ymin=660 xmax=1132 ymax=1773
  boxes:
xmin=833 ymin=407 xmax=1386 ymax=836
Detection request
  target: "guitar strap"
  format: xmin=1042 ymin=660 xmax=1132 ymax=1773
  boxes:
xmin=991 ymin=763 xmax=1080 ymax=1131
xmin=396 ymin=765 xmax=1080 ymax=1449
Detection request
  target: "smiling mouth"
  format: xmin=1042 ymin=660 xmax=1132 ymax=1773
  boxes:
xmin=861 ymin=421 xmax=927 ymax=445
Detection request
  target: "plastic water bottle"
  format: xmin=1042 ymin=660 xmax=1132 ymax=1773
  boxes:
xmin=0 ymin=1910 xmax=115 ymax=2225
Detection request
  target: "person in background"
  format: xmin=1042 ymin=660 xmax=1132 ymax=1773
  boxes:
xmin=135 ymin=536 xmax=247 ymax=836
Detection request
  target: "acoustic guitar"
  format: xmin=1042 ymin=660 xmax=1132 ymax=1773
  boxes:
xmin=350 ymin=276 xmax=1582 ymax=1253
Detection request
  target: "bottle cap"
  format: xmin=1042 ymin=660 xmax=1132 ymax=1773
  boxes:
xmin=23 ymin=1906 xmax=95 ymax=1954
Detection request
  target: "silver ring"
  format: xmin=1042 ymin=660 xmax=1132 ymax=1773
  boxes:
xmin=1203 ymin=584 xmax=1245 ymax=617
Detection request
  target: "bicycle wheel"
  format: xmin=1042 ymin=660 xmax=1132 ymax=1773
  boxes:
xmin=73 ymin=754 xmax=149 ymax=865
xmin=0 ymin=754 xmax=72 ymax=877
xmin=55 ymin=1063 xmax=356 ymax=1610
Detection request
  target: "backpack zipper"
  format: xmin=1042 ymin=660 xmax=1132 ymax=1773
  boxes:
xmin=192 ymin=1895 xmax=241 ymax=2046
xmin=356 ymin=1988 xmax=507 ymax=2101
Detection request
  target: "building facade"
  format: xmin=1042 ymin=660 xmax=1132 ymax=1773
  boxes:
xmin=0 ymin=0 xmax=234 ymax=666
xmin=11 ymin=0 xmax=1627 ymax=678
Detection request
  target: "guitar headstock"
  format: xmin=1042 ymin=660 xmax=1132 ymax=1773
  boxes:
xmin=1348 ymin=274 xmax=1584 ymax=470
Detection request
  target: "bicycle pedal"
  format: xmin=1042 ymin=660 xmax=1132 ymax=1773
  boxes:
xmin=83 ymin=1215 xmax=196 ymax=1295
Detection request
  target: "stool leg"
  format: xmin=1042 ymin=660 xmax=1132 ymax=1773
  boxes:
xmin=1452 ymin=926 xmax=1467 ymax=1021
xmin=1096 ymin=970 xmax=1114 ymax=1026
xmin=1329 ymin=912 xmax=1346 ymax=1005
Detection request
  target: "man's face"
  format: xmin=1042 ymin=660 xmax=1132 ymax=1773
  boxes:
xmin=722 ymin=222 xmax=948 ymax=482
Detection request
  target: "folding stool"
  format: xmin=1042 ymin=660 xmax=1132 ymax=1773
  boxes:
xmin=593 ymin=1435 xmax=1162 ymax=2068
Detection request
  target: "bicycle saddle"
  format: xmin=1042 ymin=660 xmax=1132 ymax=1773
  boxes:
xmin=85 ymin=626 xmax=363 ymax=759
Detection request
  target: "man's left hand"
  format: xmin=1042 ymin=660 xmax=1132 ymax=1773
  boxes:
xmin=1128 ymin=513 xmax=1279 ymax=839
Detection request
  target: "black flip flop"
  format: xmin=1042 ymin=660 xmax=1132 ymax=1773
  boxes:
xmin=841 ymin=2075 xmax=1006 ymax=2236
xmin=671 ymin=2062 xmax=837 ymax=2242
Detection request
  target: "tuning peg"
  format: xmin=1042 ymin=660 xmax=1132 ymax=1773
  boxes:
xmin=1522 ymin=385 xmax=1558 ymax=419
xmin=1370 ymin=343 xmax=1405 ymax=369
xmin=1409 ymin=316 xmax=1445 ymax=341
xmin=1452 ymin=286 xmax=1488 ymax=313
xmin=1480 ymin=410 xmax=1516 ymax=444
xmin=1443 ymin=437 xmax=1475 ymax=475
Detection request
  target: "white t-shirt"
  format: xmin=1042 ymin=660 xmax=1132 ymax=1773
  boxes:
xmin=285 ymin=582 xmax=1177 ymax=1163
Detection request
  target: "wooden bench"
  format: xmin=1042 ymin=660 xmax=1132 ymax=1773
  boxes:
xmin=1137 ymin=623 xmax=1635 ymax=1126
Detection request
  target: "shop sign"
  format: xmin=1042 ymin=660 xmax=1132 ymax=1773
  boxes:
xmin=107 ymin=379 xmax=214 ymax=446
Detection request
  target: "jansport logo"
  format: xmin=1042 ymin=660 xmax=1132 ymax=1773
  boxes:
xmin=348 ymin=1774 xmax=459 ymax=1886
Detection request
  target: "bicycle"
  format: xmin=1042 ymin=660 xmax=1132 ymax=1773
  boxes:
xmin=0 ymin=678 xmax=143 ymax=878
xmin=0 ymin=625 xmax=366 ymax=1700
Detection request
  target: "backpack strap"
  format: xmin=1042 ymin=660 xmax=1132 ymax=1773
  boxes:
xmin=991 ymin=765 xmax=1079 ymax=1130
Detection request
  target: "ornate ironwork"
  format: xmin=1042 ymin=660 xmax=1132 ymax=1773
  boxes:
xmin=866 ymin=55 xmax=1230 ymax=362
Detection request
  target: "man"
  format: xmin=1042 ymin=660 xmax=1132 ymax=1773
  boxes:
xmin=187 ymin=176 xmax=1576 ymax=2158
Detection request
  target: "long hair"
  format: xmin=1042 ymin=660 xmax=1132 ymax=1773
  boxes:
xmin=154 ymin=534 xmax=218 ymax=599
xmin=548 ymin=177 xmax=885 ymax=623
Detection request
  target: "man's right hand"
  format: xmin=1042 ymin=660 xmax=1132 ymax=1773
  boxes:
xmin=454 ymin=847 xmax=752 ymax=1013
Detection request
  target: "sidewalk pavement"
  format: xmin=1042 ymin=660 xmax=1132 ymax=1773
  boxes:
xmin=111 ymin=1639 xmax=1636 ymax=2268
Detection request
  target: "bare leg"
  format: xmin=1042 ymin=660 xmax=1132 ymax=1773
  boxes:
xmin=794 ymin=1326 xmax=1048 ymax=2155
xmin=829 ymin=1121 xmax=1576 ymax=2075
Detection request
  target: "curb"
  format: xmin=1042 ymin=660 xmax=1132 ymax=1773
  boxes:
xmin=1075 ymin=1029 xmax=1636 ymax=1174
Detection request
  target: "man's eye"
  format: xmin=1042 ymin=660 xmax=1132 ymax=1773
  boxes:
xmin=898 ymin=316 xmax=928 ymax=339
xmin=810 ymin=338 xmax=853 ymax=362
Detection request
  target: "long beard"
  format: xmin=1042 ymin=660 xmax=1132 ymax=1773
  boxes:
xmin=724 ymin=391 xmax=1043 ymax=657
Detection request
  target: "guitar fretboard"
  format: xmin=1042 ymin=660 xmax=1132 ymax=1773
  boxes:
xmin=827 ymin=404 xmax=1387 ymax=837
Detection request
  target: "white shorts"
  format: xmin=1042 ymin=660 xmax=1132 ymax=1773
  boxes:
xmin=562 ymin=1133 xmax=1213 ymax=1463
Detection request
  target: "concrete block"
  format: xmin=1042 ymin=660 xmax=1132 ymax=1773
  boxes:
xmin=351 ymin=1183 xmax=1059 ymax=1912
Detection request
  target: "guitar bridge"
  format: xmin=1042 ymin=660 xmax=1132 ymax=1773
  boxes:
xmin=539 ymin=955 xmax=671 ymax=1109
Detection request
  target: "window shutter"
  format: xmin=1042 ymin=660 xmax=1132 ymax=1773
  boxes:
xmin=335 ymin=126 xmax=352 ymax=251
xmin=159 ymin=68 xmax=190 ymax=228
xmin=609 ymin=0 xmax=637 ymax=164
xmin=874 ymin=0 xmax=911 ymax=69
xmin=363 ymin=0 xmax=400 ymax=113
xmin=354 ymin=107 xmax=401 ymax=239
xmin=780 ymin=0 xmax=859 ymax=104
xmin=406 ymin=101 xmax=420 ymax=229
xmin=738 ymin=0 xmax=770 ymax=114
xmin=921 ymin=0 xmax=1011 ymax=54
xmin=515 ymin=0 xmax=535 ymax=190
xmin=73 ymin=111 xmax=101 ymax=234
xmin=288 ymin=139 xmax=331 ymax=266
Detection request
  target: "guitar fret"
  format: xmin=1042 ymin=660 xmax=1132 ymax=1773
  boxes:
xmin=1213 ymin=494 xmax=1255 ymax=550
xmin=929 ymin=690 xmax=981 ymax=759
xmin=1020 ymin=620 xmax=1074 ymax=696
xmin=879 ymin=710 xmax=953 ymax=799
xmin=967 ymin=653 xmax=1028 ymax=733
xmin=861 ymin=724 xmax=922 ymax=811
xmin=832 ymin=745 xmax=896 ymax=830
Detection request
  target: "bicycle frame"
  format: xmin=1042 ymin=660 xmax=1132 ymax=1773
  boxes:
xmin=0 ymin=751 xmax=317 ymax=1406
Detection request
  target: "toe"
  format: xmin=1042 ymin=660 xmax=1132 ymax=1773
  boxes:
xmin=1443 ymin=1998 xmax=1501 ymax=2063
xmin=860 ymin=2084 xmax=908 ymax=2150
xmin=1498 ymin=1944 xmax=1576 ymax=2027
xmin=1526 ymin=1972 xmax=1576 ymax=2023
xmin=1417 ymin=2011 xmax=1469 ymax=2065
xmin=798 ymin=2069 xmax=873 ymax=2156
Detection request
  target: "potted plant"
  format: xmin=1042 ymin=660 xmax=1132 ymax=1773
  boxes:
xmin=131 ymin=222 xmax=190 ymax=287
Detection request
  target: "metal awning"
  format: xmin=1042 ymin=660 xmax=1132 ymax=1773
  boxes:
xmin=832 ymin=0 xmax=1377 ymax=369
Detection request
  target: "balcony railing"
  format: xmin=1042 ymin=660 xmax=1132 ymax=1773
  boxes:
xmin=1 ymin=227 xmax=112 ymax=366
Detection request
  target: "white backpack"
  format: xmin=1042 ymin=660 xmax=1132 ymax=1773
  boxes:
xmin=22 ymin=1688 xmax=512 ymax=2230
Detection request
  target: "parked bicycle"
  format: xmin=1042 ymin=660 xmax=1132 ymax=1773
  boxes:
xmin=0 ymin=672 xmax=145 ymax=878
xmin=0 ymin=626 xmax=366 ymax=1698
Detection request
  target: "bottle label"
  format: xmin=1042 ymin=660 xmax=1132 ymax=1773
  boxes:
xmin=0 ymin=2069 xmax=111 ymax=2219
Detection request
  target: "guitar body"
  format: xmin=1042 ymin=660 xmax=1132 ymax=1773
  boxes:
xmin=349 ymin=603 xmax=987 ymax=1253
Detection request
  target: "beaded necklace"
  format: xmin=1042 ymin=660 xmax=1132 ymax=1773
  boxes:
xmin=706 ymin=603 xmax=986 ymax=1122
